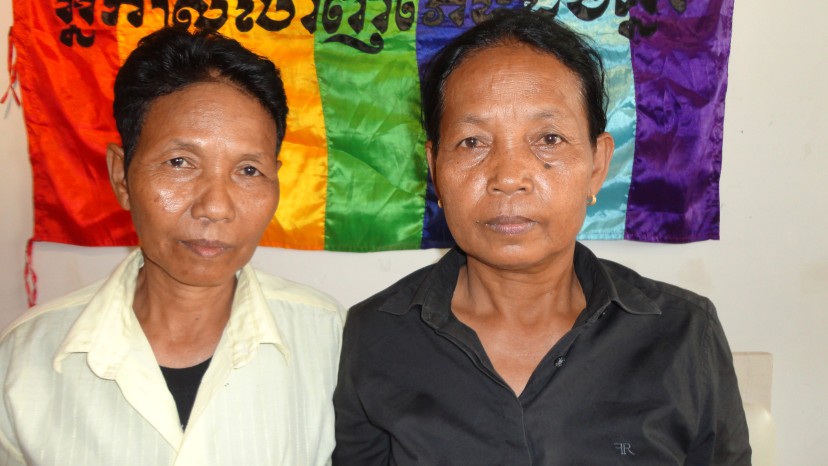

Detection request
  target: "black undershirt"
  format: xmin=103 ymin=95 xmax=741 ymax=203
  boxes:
xmin=160 ymin=357 xmax=211 ymax=429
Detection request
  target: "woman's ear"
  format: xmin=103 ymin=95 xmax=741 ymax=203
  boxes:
xmin=425 ymin=140 xmax=440 ymax=200
xmin=106 ymin=143 xmax=131 ymax=211
xmin=589 ymin=132 xmax=615 ymax=196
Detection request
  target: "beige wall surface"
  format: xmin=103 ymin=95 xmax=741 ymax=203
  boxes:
xmin=2 ymin=1 xmax=827 ymax=463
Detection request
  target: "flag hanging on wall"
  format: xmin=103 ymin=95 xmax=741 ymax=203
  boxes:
xmin=8 ymin=0 xmax=734 ymax=251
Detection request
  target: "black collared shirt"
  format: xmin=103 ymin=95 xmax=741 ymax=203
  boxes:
xmin=333 ymin=243 xmax=750 ymax=465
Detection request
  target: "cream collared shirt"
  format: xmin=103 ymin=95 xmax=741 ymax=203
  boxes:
xmin=0 ymin=250 xmax=345 ymax=466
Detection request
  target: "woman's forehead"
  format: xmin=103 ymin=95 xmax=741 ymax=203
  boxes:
xmin=133 ymin=82 xmax=278 ymax=156
xmin=449 ymin=43 xmax=579 ymax=84
xmin=441 ymin=45 xmax=586 ymax=124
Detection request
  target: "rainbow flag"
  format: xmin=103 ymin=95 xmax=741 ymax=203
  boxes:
xmin=8 ymin=0 xmax=734 ymax=251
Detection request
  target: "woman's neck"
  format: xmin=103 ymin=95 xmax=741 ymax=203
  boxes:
xmin=451 ymin=252 xmax=586 ymax=396
xmin=456 ymin=253 xmax=585 ymax=324
xmin=132 ymin=264 xmax=235 ymax=368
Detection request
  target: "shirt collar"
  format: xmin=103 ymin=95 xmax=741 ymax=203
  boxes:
xmin=53 ymin=249 xmax=288 ymax=378
xmin=572 ymin=242 xmax=661 ymax=320
xmin=383 ymin=242 xmax=660 ymax=327
xmin=376 ymin=247 xmax=461 ymax=325
xmin=225 ymin=264 xmax=290 ymax=366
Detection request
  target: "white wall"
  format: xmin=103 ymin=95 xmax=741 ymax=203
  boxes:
xmin=2 ymin=1 xmax=826 ymax=463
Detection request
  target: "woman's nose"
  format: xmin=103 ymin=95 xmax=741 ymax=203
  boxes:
xmin=191 ymin=175 xmax=235 ymax=222
xmin=486 ymin=142 xmax=534 ymax=196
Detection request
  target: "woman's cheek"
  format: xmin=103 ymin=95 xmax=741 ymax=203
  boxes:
xmin=147 ymin=181 xmax=191 ymax=214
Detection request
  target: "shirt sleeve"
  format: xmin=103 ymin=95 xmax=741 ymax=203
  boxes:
xmin=0 ymin=333 xmax=27 ymax=466
xmin=332 ymin=310 xmax=391 ymax=466
xmin=686 ymin=300 xmax=752 ymax=465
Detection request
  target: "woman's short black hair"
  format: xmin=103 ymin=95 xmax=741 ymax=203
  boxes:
xmin=113 ymin=27 xmax=288 ymax=173
xmin=421 ymin=9 xmax=607 ymax=152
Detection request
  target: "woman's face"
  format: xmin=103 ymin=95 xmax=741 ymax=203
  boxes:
xmin=107 ymin=81 xmax=281 ymax=287
xmin=427 ymin=44 xmax=613 ymax=272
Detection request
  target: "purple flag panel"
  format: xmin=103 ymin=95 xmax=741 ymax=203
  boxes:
xmin=626 ymin=0 xmax=734 ymax=242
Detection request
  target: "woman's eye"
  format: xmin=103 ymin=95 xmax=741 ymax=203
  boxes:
xmin=459 ymin=137 xmax=479 ymax=148
xmin=541 ymin=134 xmax=562 ymax=145
xmin=242 ymin=165 xmax=261 ymax=177
xmin=531 ymin=134 xmax=564 ymax=162
xmin=168 ymin=157 xmax=188 ymax=168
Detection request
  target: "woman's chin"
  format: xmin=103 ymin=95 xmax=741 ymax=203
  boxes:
xmin=464 ymin=240 xmax=576 ymax=273
xmin=163 ymin=271 xmax=235 ymax=289
xmin=470 ymin=251 xmax=542 ymax=272
xmin=141 ymin=253 xmax=242 ymax=289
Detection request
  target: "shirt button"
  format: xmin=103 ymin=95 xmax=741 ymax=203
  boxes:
xmin=554 ymin=356 xmax=566 ymax=367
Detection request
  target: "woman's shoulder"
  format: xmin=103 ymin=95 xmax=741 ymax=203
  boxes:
xmin=594 ymin=258 xmax=728 ymax=354
xmin=0 ymin=282 xmax=104 ymax=373
xmin=597 ymin=257 xmax=715 ymax=315
xmin=348 ymin=262 xmax=437 ymax=321
xmin=0 ymin=281 xmax=102 ymax=344
xmin=250 ymin=267 xmax=344 ymax=317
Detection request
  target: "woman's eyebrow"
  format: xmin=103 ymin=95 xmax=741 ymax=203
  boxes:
xmin=529 ymin=109 xmax=565 ymax=121
xmin=448 ymin=110 xmax=566 ymax=128
xmin=238 ymin=151 xmax=270 ymax=161
xmin=454 ymin=114 xmax=488 ymax=126
xmin=163 ymin=139 xmax=200 ymax=152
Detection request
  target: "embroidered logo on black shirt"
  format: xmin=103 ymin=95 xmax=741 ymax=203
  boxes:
xmin=614 ymin=442 xmax=635 ymax=456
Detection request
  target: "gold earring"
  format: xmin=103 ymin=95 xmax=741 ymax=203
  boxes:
xmin=437 ymin=199 xmax=443 ymax=209
xmin=587 ymin=194 xmax=597 ymax=206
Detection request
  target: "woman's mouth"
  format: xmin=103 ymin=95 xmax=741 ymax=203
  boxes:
xmin=483 ymin=216 xmax=537 ymax=235
xmin=181 ymin=239 xmax=232 ymax=258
